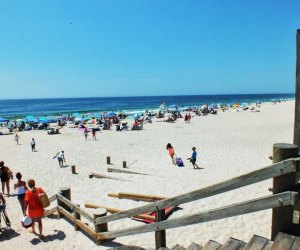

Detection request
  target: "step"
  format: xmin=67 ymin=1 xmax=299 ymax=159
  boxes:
xmin=220 ymin=237 xmax=246 ymax=250
xmin=202 ymin=240 xmax=222 ymax=250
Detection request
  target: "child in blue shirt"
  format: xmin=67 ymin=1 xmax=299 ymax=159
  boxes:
xmin=190 ymin=147 xmax=199 ymax=169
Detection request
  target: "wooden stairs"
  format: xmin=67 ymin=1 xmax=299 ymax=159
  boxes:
xmin=110 ymin=232 xmax=300 ymax=250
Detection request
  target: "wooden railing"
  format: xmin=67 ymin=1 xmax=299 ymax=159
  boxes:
xmin=45 ymin=143 xmax=300 ymax=248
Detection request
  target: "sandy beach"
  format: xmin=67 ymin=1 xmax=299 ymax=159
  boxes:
xmin=0 ymin=100 xmax=294 ymax=250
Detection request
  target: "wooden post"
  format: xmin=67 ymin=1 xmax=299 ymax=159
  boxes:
xmin=155 ymin=209 xmax=166 ymax=249
xmin=58 ymin=187 xmax=72 ymax=213
xmin=71 ymin=165 xmax=76 ymax=174
xmin=123 ymin=161 xmax=127 ymax=168
xmin=294 ymin=29 xmax=300 ymax=146
xmin=271 ymin=143 xmax=299 ymax=240
xmin=93 ymin=208 xmax=108 ymax=245
xmin=106 ymin=156 xmax=111 ymax=165
xmin=74 ymin=204 xmax=81 ymax=231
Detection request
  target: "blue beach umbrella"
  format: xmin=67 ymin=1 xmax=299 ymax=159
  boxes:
xmin=0 ymin=117 xmax=8 ymax=122
xmin=168 ymin=105 xmax=178 ymax=110
xmin=25 ymin=115 xmax=36 ymax=122
xmin=105 ymin=112 xmax=117 ymax=118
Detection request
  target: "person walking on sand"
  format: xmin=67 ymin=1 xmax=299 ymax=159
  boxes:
xmin=30 ymin=138 xmax=36 ymax=152
xmin=24 ymin=179 xmax=45 ymax=239
xmin=92 ymin=129 xmax=97 ymax=140
xmin=187 ymin=113 xmax=191 ymax=123
xmin=14 ymin=172 xmax=27 ymax=215
xmin=84 ymin=127 xmax=89 ymax=140
xmin=14 ymin=133 xmax=20 ymax=145
xmin=189 ymin=147 xmax=199 ymax=169
xmin=0 ymin=161 xmax=13 ymax=197
xmin=166 ymin=143 xmax=176 ymax=165
xmin=53 ymin=150 xmax=66 ymax=168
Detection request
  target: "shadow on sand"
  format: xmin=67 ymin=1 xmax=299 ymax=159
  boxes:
xmin=0 ymin=228 xmax=21 ymax=241
xmin=30 ymin=229 xmax=66 ymax=245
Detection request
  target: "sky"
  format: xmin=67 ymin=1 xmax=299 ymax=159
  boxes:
xmin=0 ymin=0 xmax=299 ymax=99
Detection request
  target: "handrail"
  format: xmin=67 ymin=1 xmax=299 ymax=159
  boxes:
xmin=95 ymin=158 xmax=298 ymax=225
xmin=97 ymin=191 xmax=298 ymax=239
xmin=56 ymin=194 xmax=95 ymax=223
xmin=49 ymin=194 xmax=57 ymax=202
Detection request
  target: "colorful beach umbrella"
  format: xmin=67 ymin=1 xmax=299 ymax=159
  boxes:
xmin=105 ymin=112 xmax=117 ymax=117
xmin=0 ymin=117 xmax=8 ymax=122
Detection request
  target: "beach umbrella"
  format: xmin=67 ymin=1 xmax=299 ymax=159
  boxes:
xmin=0 ymin=117 xmax=8 ymax=123
xmin=72 ymin=113 xmax=81 ymax=117
xmin=168 ymin=105 xmax=178 ymax=110
xmin=25 ymin=115 xmax=36 ymax=122
xmin=105 ymin=112 xmax=117 ymax=118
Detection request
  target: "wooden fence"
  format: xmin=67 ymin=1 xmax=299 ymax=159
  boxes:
xmin=44 ymin=143 xmax=300 ymax=248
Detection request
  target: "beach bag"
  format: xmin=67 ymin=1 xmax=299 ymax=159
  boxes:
xmin=38 ymin=191 xmax=50 ymax=208
xmin=175 ymin=157 xmax=184 ymax=167
xmin=21 ymin=216 xmax=33 ymax=228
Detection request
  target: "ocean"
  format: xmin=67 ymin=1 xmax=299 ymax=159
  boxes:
xmin=0 ymin=94 xmax=295 ymax=119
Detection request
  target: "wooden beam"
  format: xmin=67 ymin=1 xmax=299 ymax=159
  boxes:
xmin=294 ymin=29 xmax=300 ymax=146
xmin=98 ymin=192 xmax=298 ymax=239
xmin=89 ymin=172 xmax=127 ymax=182
xmin=57 ymin=206 xmax=97 ymax=239
xmin=49 ymin=194 xmax=57 ymax=203
xmin=85 ymin=203 xmax=155 ymax=221
xmin=271 ymin=144 xmax=299 ymax=240
xmin=57 ymin=194 xmax=95 ymax=223
xmin=107 ymin=167 xmax=147 ymax=175
xmin=44 ymin=206 xmax=57 ymax=217
xmin=95 ymin=159 xmax=297 ymax=225
xmin=108 ymin=192 xmax=166 ymax=202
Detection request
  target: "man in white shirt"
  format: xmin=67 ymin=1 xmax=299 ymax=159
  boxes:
xmin=54 ymin=151 xmax=66 ymax=168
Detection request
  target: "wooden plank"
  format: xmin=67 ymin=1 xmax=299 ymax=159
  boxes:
xmin=95 ymin=159 xmax=297 ymax=225
xmin=294 ymin=29 xmax=300 ymax=146
xmin=57 ymin=206 xmax=97 ymax=239
xmin=90 ymin=172 xmax=128 ymax=182
xmin=271 ymin=144 xmax=299 ymax=239
xmin=290 ymin=236 xmax=300 ymax=250
xmin=108 ymin=192 xmax=166 ymax=202
xmin=261 ymin=241 xmax=273 ymax=250
xmin=171 ymin=244 xmax=185 ymax=250
xmin=49 ymin=194 xmax=57 ymax=202
xmin=84 ymin=203 xmax=155 ymax=221
xmin=57 ymin=194 xmax=95 ymax=223
xmin=270 ymin=232 xmax=295 ymax=250
xmin=186 ymin=242 xmax=202 ymax=250
xmin=44 ymin=206 xmax=57 ymax=217
xmin=98 ymin=192 xmax=297 ymax=239
xmin=246 ymin=235 xmax=268 ymax=250
xmin=237 ymin=242 xmax=247 ymax=250
xmin=107 ymin=167 xmax=148 ymax=175
xmin=202 ymin=240 xmax=222 ymax=250
xmin=220 ymin=237 xmax=244 ymax=250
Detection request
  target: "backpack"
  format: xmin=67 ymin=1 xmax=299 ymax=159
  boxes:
xmin=175 ymin=157 xmax=184 ymax=167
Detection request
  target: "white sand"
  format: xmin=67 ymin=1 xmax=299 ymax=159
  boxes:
xmin=0 ymin=101 xmax=294 ymax=249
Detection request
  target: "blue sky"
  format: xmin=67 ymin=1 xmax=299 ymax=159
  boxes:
xmin=0 ymin=0 xmax=299 ymax=99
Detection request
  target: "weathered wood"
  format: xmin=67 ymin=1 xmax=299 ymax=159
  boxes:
xmin=220 ymin=237 xmax=244 ymax=250
xmin=155 ymin=209 xmax=166 ymax=249
xmin=107 ymin=167 xmax=147 ymax=175
xmin=271 ymin=144 xmax=299 ymax=240
xmin=85 ymin=202 xmax=155 ymax=221
xmin=202 ymin=240 xmax=222 ymax=250
xmin=97 ymin=192 xmax=297 ymax=239
xmin=108 ymin=192 xmax=166 ymax=202
xmin=237 ymin=242 xmax=247 ymax=250
xmin=294 ymin=29 xmax=300 ymax=146
xmin=44 ymin=206 xmax=57 ymax=217
xmin=290 ymin=236 xmax=300 ymax=250
xmin=262 ymin=240 xmax=273 ymax=250
xmin=49 ymin=194 xmax=57 ymax=202
xmin=74 ymin=204 xmax=81 ymax=231
xmin=171 ymin=244 xmax=185 ymax=250
xmin=93 ymin=208 xmax=108 ymax=245
xmin=57 ymin=206 xmax=97 ymax=239
xmin=123 ymin=161 xmax=127 ymax=168
xmin=186 ymin=242 xmax=202 ymax=250
xmin=57 ymin=194 xmax=94 ymax=223
xmin=107 ymin=156 xmax=111 ymax=164
xmin=246 ymin=235 xmax=269 ymax=249
xmin=71 ymin=165 xmax=76 ymax=174
xmin=95 ymin=159 xmax=297 ymax=225
xmin=58 ymin=187 xmax=71 ymax=213
xmin=89 ymin=172 xmax=127 ymax=181
xmin=270 ymin=232 xmax=295 ymax=250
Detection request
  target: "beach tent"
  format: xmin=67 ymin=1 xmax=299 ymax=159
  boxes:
xmin=0 ymin=117 xmax=8 ymax=123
